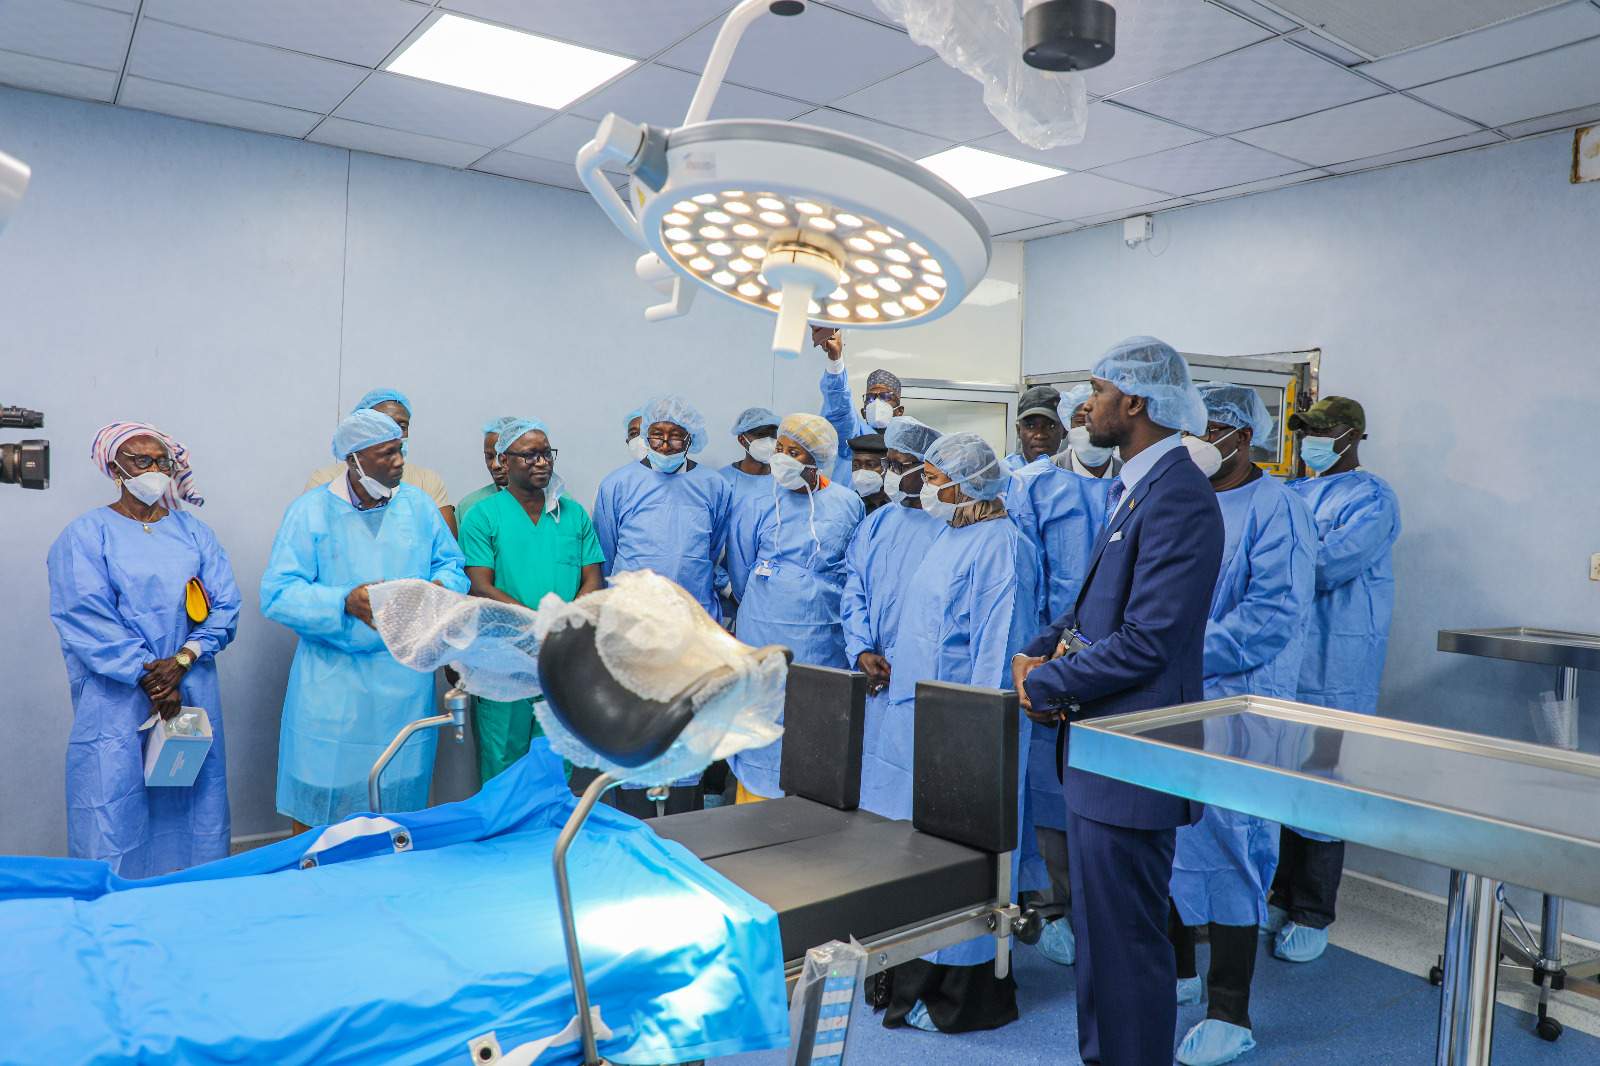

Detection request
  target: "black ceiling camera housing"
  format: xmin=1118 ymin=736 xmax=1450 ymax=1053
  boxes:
xmin=1023 ymin=0 xmax=1116 ymax=72
xmin=1 ymin=406 xmax=49 ymax=490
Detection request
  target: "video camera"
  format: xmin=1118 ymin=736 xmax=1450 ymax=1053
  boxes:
xmin=1 ymin=406 xmax=48 ymax=489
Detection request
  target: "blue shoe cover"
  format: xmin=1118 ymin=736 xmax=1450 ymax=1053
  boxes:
xmin=1260 ymin=904 xmax=1289 ymax=936
xmin=1177 ymin=975 xmax=1203 ymax=1005
xmin=904 ymin=1001 xmax=939 ymax=1032
xmin=1038 ymin=917 xmax=1076 ymax=965
xmin=1274 ymin=921 xmax=1329 ymax=962
xmin=1176 ymin=1020 xmax=1256 ymax=1066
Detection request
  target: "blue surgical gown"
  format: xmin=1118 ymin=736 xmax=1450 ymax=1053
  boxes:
xmin=593 ymin=460 xmax=732 ymax=620
xmin=726 ymin=480 xmax=864 ymax=796
xmin=1289 ymin=469 xmax=1400 ymax=717
xmin=818 ymin=366 xmax=873 ymax=483
xmin=840 ymin=502 xmax=943 ymax=817
xmin=261 ymin=483 xmax=469 ymax=826
xmin=717 ymin=463 xmax=772 ymax=508
xmin=883 ymin=515 xmax=1045 ymax=963
xmin=46 ymin=508 xmax=241 ymax=878
xmin=1000 ymin=451 xmax=1029 ymax=475
xmin=1172 ymin=474 xmax=1318 ymax=927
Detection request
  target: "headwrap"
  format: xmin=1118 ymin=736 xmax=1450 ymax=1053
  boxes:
xmin=865 ymin=369 xmax=902 ymax=397
xmin=352 ymin=388 xmax=411 ymax=415
xmin=332 ymin=410 xmax=403 ymax=460
xmin=91 ymin=422 xmax=202 ymax=510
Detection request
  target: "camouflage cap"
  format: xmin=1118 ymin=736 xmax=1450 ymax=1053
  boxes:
xmin=1287 ymin=396 xmax=1365 ymax=434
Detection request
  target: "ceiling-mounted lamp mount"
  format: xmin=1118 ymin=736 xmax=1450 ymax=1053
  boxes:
xmin=1022 ymin=0 xmax=1117 ymax=72
xmin=578 ymin=0 xmax=991 ymax=359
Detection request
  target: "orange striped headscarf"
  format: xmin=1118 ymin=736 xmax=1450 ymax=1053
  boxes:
xmin=90 ymin=422 xmax=203 ymax=510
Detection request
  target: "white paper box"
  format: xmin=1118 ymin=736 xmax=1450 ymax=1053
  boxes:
xmin=143 ymin=706 xmax=213 ymax=787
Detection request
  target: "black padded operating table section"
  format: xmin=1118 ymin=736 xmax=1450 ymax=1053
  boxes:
xmin=652 ymin=796 xmax=885 ymax=861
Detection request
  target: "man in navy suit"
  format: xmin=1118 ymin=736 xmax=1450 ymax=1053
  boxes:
xmin=1011 ymin=337 xmax=1224 ymax=1066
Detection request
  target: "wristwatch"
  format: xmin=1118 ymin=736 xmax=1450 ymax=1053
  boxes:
xmin=174 ymin=648 xmax=196 ymax=670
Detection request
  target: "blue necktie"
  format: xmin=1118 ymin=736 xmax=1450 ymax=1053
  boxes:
xmin=1104 ymin=476 xmax=1125 ymax=528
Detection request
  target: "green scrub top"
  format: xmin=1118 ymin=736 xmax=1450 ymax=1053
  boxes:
xmin=459 ymin=488 xmax=605 ymax=607
xmin=456 ymin=483 xmax=500 ymax=524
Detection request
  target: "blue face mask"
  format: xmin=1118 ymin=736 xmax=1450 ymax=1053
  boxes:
xmin=648 ymin=447 xmax=688 ymax=474
xmin=399 ymin=440 xmax=408 ymax=459
xmin=1300 ymin=433 xmax=1347 ymax=474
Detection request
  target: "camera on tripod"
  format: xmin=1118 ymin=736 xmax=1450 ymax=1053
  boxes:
xmin=2 ymin=406 xmax=49 ymax=489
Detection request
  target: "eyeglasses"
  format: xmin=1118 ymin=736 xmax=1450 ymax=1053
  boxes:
xmin=647 ymin=431 xmax=690 ymax=446
xmin=504 ymin=448 xmax=558 ymax=465
xmin=884 ymin=458 xmax=919 ymax=474
xmin=120 ymin=454 xmax=175 ymax=473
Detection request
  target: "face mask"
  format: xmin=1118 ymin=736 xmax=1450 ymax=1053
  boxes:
xmin=864 ymin=398 xmax=894 ymax=430
xmin=648 ymin=447 xmax=688 ymax=474
xmin=745 ymin=436 xmax=777 ymax=463
xmin=884 ymin=469 xmax=907 ymax=504
xmin=400 ymin=440 xmax=408 ymax=459
xmin=769 ymin=452 xmax=813 ymax=491
xmin=1183 ymin=435 xmax=1223 ymax=478
xmin=1067 ymin=425 xmax=1114 ymax=467
xmin=628 ymin=436 xmax=649 ymax=462
xmin=351 ymin=454 xmax=394 ymax=500
xmin=919 ymin=482 xmax=959 ymax=521
xmin=852 ymin=468 xmax=884 ymax=497
xmin=117 ymin=465 xmax=171 ymax=506
xmin=1300 ymin=433 xmax=1348 ymax=474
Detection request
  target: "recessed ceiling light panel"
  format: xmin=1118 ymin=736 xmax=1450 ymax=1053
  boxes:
xmin=918 ymin=146 xmax=1065 ymax=199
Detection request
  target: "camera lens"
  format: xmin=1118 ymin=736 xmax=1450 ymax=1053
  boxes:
xmin=0 ymin=439 xmax=49 ymax=489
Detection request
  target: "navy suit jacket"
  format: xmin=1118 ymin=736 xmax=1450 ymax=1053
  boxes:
xmin=1021 ymin=443 xmax=1224 ymax=830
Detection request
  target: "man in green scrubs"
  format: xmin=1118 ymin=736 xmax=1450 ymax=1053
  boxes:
xmin=456 ymin=416 xmax=513 ymax=525
xmin=459 ymin=417 xmax=605 ymax=780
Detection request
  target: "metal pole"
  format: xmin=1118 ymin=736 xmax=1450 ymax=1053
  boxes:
xmin=1540 ymin=666 xmax=1579 ymax=969
xmin=1436 ymin=871 xmax=1501 ymax=1066
xmin=554 ymin=772 xmax=620 ymax=1066
xmin=367 ymin=713 xmax=453 ymax=814
xmin=993 ymin=850 xmax=1013 ymax=979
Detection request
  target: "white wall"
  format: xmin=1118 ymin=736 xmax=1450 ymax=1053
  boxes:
xmin=1023 ymin=131 xmax=1600 ymax=933
xmin=0 ymin=87 xmax=831 ymax=853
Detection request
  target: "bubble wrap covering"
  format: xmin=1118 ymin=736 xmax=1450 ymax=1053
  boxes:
xmin=369 ymin=573 xmax=786 ymax=786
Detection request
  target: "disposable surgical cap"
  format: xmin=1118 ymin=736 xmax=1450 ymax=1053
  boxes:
xmin=1197 ymin=381 xmax=1274 ymax=443
xmin=731 ymin=406 xmax=780 ymax=437
xmin=1063 ymin=383 xmax=1093 ymax=419
xmin=639 ymin=394 xmax=708 ymax=454
xmin=353 ymin=388 xmax=412 ymax=415
xmin=624 ymin=406 xmax=643 ymax=431
xmin=779 ymin=413 xmax=838 ymax=471
xmin=497 ymin=417 xmax=550 ymax=456
xmin=480 ymin=415 xmax=515 ymax=436
xmin=926 ymin=431 xmax=1007 ymax=501
xmin=866 ymin=369 xmax=903 ymax=397
xmin=884 ymin=415 xmax=941 ymax=460
xmin=1089 ymin=336 xmax=1207 ymax=435
xmin=332 ymin=410 xmax=403 ymax=461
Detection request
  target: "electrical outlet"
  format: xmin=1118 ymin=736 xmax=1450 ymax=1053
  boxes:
xmin=1591 ymin=553 xmax=1600 ymax=581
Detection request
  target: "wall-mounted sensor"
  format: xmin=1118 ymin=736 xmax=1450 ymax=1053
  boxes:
xmin=1123 ymin=214 xmax=1152 ymax=248
xmin=1023 ymin=0 xmax=1116 ymax=72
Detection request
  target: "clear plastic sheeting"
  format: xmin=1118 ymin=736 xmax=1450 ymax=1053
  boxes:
xmin=787 ymin=939 xmax=868 ymax=1066
xmin=369 ymin=578 xmax=544 ymax=702
xmin=873 ymin=0 xmax=1088 ymax=150
xmin=1530 ymin=691 xmax=1579 ymax=751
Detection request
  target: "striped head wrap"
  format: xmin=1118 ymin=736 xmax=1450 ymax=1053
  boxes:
xmin=91 ymin=422 xmax=203 ymax=510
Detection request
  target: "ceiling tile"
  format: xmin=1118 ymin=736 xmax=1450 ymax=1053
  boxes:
xmin=1321 ymin=129 xmax=1505 ymax=173
xmin=0 ymin=0 xmax=132 ymax=71
xmin=332 ymin=72 xmax=551 ymax=148
xmin=1094 ymin=136 xmax=1304 ymax=195
xmin=970 ymin=100 xmax=1206 ymax=171
xmin=127 ymin=21 xmax=366 ymax=112
xmin=791 ymin=108 xmax=952 ymax=159
xmin=1070 ymin=197 xmax=1191 ymax=227
xmin=814 ymin=0 xmax=894 ymax=21
xmin=657 ymin=4 xmax=928 ymax=104
xmin=0 ymin=47 xmax=117 ymax=100
xmin=1209 ymin=0 xmax=1302 ymax=33
xmin=1408 ymin=35 xmax=1600 ymax=127
xmin=972 ymin=199 xmax=1056 ymax=235
xmin=1268 ymin=0 xmax=1570 ymax=59
xmin=83 ymin=0 xmax=138 ymax=10
xmin=1359 ymin=1 xmax=1600 ymax=89
xmin=142 ymin=0 xmax=427 ymax=67
xmin=1233 ymin=92 xmax=1478 ymax=166
xmin=1497 ymin=100 xmax=1600 ymax=137
xmin=995 ymin=219 xmax=1085 ymax=240
xmin=980 ymin=170 xmax=1169 ymax=219
xmin=1108 ymin=38 xmax=1384 ymax=134
xmin=1183 ymin=167 xmax=1328 ymax=201
xmin=505 ymin=113 xmax=599 ymax=162
xmin=438 ymin=0 xmax=733 ymax=60
xmin=831 ymin=59 xmax=1004 ymax=142
xmin=471 ymin=150 xmax=586 ymax=190
xmin=1289 ymin=29 xmax=1369 ymax=66
xmin=119 ymin=75 xmax=322 ymax=137
xmin=570 ymin=62 xmax=809 ymax=128
xmin=308 ymin=116 xmax=489 ymax=168
xmin=1082 ymin=0 xmax=1275 ymax=96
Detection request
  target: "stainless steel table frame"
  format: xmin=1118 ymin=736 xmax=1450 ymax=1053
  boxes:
xmin=1439 ymin=627 xmax=1600 ymax=1039
xmin=1068 ymin=695 xmax=1600 ymax=1066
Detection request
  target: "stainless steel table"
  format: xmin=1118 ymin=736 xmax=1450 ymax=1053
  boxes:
xmin=1068 ymin=695 xmax=1600 ymax=1066
xmin=1438 ymin=626 xmax=1600 ymax=1039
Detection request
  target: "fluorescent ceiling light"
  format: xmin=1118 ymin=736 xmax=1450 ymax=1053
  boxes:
xmin=386 ymin=14 xmax=635 ymax=109
xmin=917 ymin=146 xmax=1064 ymax=199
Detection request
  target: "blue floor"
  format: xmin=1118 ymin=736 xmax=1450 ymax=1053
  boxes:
xmin=713 ymin=939 xmax=1600 ymax=1065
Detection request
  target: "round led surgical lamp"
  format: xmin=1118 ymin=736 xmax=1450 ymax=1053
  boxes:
xmin=577 ymin=0 xmax=991 ymax=359
xmin=1022 ymin=0 xmax=1117 ymax=71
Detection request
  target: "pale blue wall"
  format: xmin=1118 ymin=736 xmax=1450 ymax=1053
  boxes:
xmin=0 ymin=86 xmax=826 ymax=853
xmin=1024 ymin=132 xmax=1600 ymax=931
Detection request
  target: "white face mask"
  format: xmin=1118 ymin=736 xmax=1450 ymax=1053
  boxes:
xmin=1183 ymin=434 xmax=1223 ymax=479
xmin=351 ymin=454 xmax=394 ymax=500
xmin=1067 ymin=425 xmax=1115 ymax=467
xmin=648 ymin=446 xmax=688 ymax=473
xmin=769 ymin=452 xmax=813 ymax=491
xmin=117 ymin=465 xmax=171 ymax=506
xmin=884 ymin=469 xmax=907 ymax=504
xmin=745 ymin=436 xmax=777 ymax=464
xmin=628 ymin=436 xmax=649 ymax=462
xmin=864 ymin=398 xmax=894 ymax=430
xmin=919 ymin=482 xmax=959 ymax=521
xmin=852 ymin=468 xmax=884 ymax=497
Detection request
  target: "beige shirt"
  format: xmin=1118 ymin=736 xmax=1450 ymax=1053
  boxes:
xmin=305 ymin=462 xmax=453 ymax=510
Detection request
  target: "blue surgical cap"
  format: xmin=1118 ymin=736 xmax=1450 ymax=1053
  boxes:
xmin=353 ymin=388 xmax=412 ymax=415
xmin=731 ymin=406 xmax=780 ymax=437
xmin=1089 ymin=336 xmax=1207 ymax=435
xmin=496 ymin=417 xmax=550 ymax=456
xmin=884 ymin=415 xmax=941 ymax=460
xmin=332 ymin=410 xmax=403 ymax=460
xmin=1197 ymin=381 xmax=1274 ymax=443
xmin=624 ymin=406 xmax=643 ymax=431
xmin=926 ymin=431 xmax=1007 ymax=501
xmin=480 ymin=415 xmax=515 ymax=436
xmin=1063 ymin=383 xmax=1093 ymax=419
xmin=639 ymin=394 xmax=708 ymax=454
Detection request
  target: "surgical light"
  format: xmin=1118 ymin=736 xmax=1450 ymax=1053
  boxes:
xmin=577 ymin=0 xmax=991 ymax=359
xmin=386 ymin=14 xmax=635 ymax=110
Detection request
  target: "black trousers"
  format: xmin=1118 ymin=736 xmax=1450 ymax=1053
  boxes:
xmin=1268 ymin=827 xmax=1344 ymax=929
xmin=877 ymin=959 xmax=1018 ymax=1032
xmin=1168 ymin=906 xmax=1259 ymax=1029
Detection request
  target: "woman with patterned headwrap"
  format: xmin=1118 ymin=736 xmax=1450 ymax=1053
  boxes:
xmin=46 ymin=422 xmax=241 ymax=877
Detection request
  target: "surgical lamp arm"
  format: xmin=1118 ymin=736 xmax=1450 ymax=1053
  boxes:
xmin=576 ymin=122 xmax=647 ymax=248
xmin=684 ymin=0 xmax=804 ymax=126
